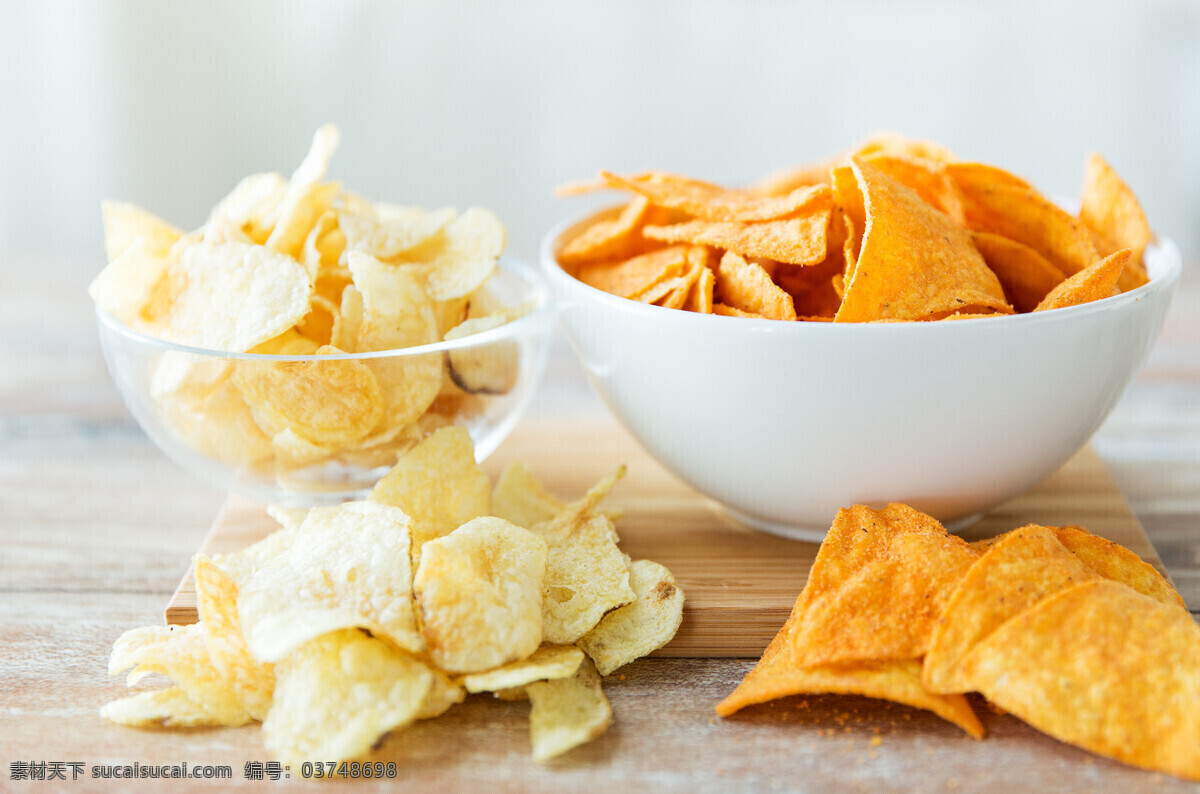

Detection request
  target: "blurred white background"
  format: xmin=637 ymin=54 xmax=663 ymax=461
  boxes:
xmin=2 ymin=0 xmax=1198 ymax=266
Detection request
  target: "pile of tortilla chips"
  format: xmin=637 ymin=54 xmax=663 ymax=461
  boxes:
xmin=717 ymin=504 xmax=1199 ymax=782
xmin=101 ymin=427 xmax=684 ymax=764
xmin=557 ymin=133 xmax=1153 ymax=321
xmin=90 ymin=125 xmax=527 ymax=479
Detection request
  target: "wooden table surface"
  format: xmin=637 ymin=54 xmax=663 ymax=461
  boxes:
xmin=2 ymin=255 xmax=1197 ymax=792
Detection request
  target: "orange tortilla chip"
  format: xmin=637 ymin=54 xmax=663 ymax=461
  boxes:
xmin=714 ymin=252 xmax=796 ymax=321
xmin=643 ymin=207 xmax=830 ymax=267
xmin=600 ymin=171 xmax=830 ymax=223
xmin=557 ymin=197 xmax=652 ymax=265
xmin=834 ymin=160 xmax=1011 ymax=322
xmin=949 ymin=162 xmax=1097 ymax=276
xmin=712 ymin=303 xmax=764 ymax=319
xmin=971 ymin=232 xmax=1067 ymax=312
xmin=683 ymin=265 xmax=715 ymax=314
xmin=859 ymin=152 xmax=966 ymax=223
xmin=923 ymin=525 xmax=1099 ymax=695
xmin=851 ymin=132 xmax=958 ymax=164
xmin=1052 ymin=525 xmax=1186 ymax=610
xmin=1033 ymin=249 xmax=1128 ymax=312
xmin=749 ymin=156 xmax=838 ymax=197
xmin=573 ymin=245 xmax=691 ymax=299
xmin=1079 ymin=153 xmax=1151 ymax=292
xmin=789 ymin=504 xmax=978 ymax=666
xmin=959 ymin=580 xmax=1200 ymax=782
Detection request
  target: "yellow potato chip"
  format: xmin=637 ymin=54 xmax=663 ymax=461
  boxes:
xmin=835 ymin=160 xmax=1011 ymax=322
xmin=644 ymin=207 xmax=830 ymax=266
xmin=444 ymin=305 xmax=528 ymax=395
xmin=100 ymin=686 xmax=221 ymax=729
xmin=339 ymin=206 xmax=457 ymax=261
xmin=193 ymin=555 xmax=275 ymax=720
xmin=101 ymin=199 xmax=184 ymax=263
xmin=417 ymin=669 xmax=467 ymax=720
xmin=789 ymin=504 xmax=978 ymax=666
xmin=577 ymin=559 xmax=685 ymax=675
xmin=265 ymin=181 xmax=340 ymax=260
xmin=1033 ymin=249 xmax=1128 ymax=312
xmin=458 ymin=644 xmax=585 ymax=693
xmin=1052 ymin=525 xmax=1186 ymax=609
xmin=527 ymin=657 xmax=613 ymax=763
xmin=236 ymin=501 xmax=423 ymax=662
xmin=205 ymin=172 xmax=289 ymax=244
xmin=106 ymin=623 xmax=252 ymax=727
xmin=369 ymin=426 xmax=492 ymax=558
xmin=532 ymin=471 xmax=635 ymax=645
xmin=400 ymin=207 xmax=505 ymax=301
xmin=335 ymin=283 xmax=363 ymax=352
xmin=557 ymin=197 xmax=653 ymax=265
xmin=157 ymin=375 xmax=274 ymax=467
xmin=413 ymin=517 xmax=548 ymax=674
xmin=600 ymin=170 xmax=831 ymax=223
xmin=970 ymin=231 xmax=1066 ymax=312
xmin=152 ymin=241 xmax=313 ymax=352
xmin=263 ymin=629 xmax=434 ymax=764
xmin=88 ymin=239 xmax=171 ymax=326
xmin=296 ymin=293 xmax=338 ymax=346
xmin=346 ymin=252 xmax=443 ymax=434
xmin=298 ymin=210 xmax=340 ymax=281
xmin=234 ymin=345 xmax=384 ymax=446
xmin=959 ymin=581 xmax=1200 ymax=781
xmin=1079 ymin=153 xmax=1152 ymax=292
xmin=949 ymin=161 xmax=1098 ymax=277
xmin=572 ymin=245 xmax=691 ymax=300
xmin=715 ymin=251 xmax=796 ymax=320
xmin=491 ymin=461 xmax=566 ymax=529
xmin=922 ymin=525 xmax=1099 ymax=695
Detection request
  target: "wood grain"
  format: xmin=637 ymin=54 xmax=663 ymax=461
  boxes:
xmin=166 ymin=420 xmax=1170 ymax=657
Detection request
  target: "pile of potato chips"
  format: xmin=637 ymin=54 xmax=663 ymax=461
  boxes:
xmin=90 ymin=125 xmax=527 ymax=479
xmin=717 ymin=504 xmax=1199 ymax=782
xmin=101 ymin=427 xmax=684 ymax=764
xmin=557 ymin=133 xmax=1153 ymax=321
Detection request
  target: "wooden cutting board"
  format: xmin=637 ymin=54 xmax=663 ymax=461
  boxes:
xmin=166 ymin=417 xmax=1170 ymax=656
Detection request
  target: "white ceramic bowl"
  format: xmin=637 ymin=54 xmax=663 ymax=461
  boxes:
xmin=542 ymin=215 xmax=1181 ymax=541
xmin=97 ymin=257 xmax=552 ymax=506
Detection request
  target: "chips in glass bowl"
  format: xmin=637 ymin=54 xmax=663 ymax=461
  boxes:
xmin=92 ymin=126 xmax=551 ymax=504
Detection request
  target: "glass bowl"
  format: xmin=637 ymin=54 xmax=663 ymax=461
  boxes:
xmin=97 ymin=257 xmax=552 ymax=505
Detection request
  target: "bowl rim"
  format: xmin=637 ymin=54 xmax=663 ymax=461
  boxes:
xmin=540 ymin=205 xmax=1182 ymax=331
xmin=95 ymin=254 xmax=553 ymax=361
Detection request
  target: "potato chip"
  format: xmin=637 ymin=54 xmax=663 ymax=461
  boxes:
xmin=401 ymin=207 xmax=505 ymax=302
xmin=1052 ymin=525 xmax=1186 ymax=609
xmin=600 ymin=170 xmax=831 ymax=223
xmin=107 ymin=623 xmax=252 ymax=727
xmin=101 ymin=199 xmax=184 ymax=263
xmin=335 ymin=283 xmax=363 ymax=352
xmin=157 ymin=375 xmax=275 ymax=467
xmin=459 ymin=644 xmax=585 ymax=693
xmin=89 ymin=239 xmax=172 ymax=325
xmin=413 ymin=517 xmax=547 ymax=674
xmin=265 ymin=181 xmax=340 ymax=260
xmin=922 ymin=525 xmax=1100 ymax=695
xmin=491 ymin=461 xmax=566 ymax=529
xmin=263 ymin=629 xmax=434 ymax=764
xmin=204 ymin=172 xmax=289 ymax=244
xmin=557 ymin=197 xmax=652 ymax=265
xmin=1033 ymin=248 xmax=1128 ymax=312
xmin=644 ymin=207 xmax=830 ymax=266
xmin=234 ymin=345 xmax=384 ymax=446
xmin=714 ymin=251 xmax=796 ymax=320
xmin=296 ymin=293 xmax=338 ymax=346
xmin=193 ymin=555 xmax=275 ymax=720
xmin=236 ymin=501 xmax=423 ymax=661
xmin=532 ymin=471 xmax=635 ymax=645
xmin=417 ymin=669 xmax=467 ymax=720
xmin=369 ymin=426 xmax=492 ymax=557
xmin=298 ymin=210 xmax=340 ymax=282
xmin=444 ymin=305 xmax=527 ymax=395
xmin=577 ymin=559 xmax=684 ymax=675
xmin=835 ymin=160 xmax=1011 ymax=322
xmin=100 ymin=687 xmax=221 ymax=729
xmin=573 ymin=245 xmax=691 ymax=299
xmin=789 ymin=504 xmax=978 ymax=666
xmin=152 ymin=241 xmax=312 ymax=352
xmin=970 ymin=231 xmax=1066 ymax=312
xmin=959 ymin=581 xmax=1200 ymax=781
xmin=527 ymin=657 xmax=613 ymax=762
xmin=346 ymin=252 xmax=443 ymax=434
xmin=339 ymin=206 xmax=456 ymax=261
xmin=1079 ymin=153 xmax=1152 ymax=292
xmin=949 ymin=162 xmax=1098 ymax=277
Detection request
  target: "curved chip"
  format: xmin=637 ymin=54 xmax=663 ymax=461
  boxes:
xmin=1033 ymin=249 xmax=1128 ymax=312
xmin=577 ymin=559 xmax=685 ymax=675
xmin=527 ymin=657 xmax=613 ymax=762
